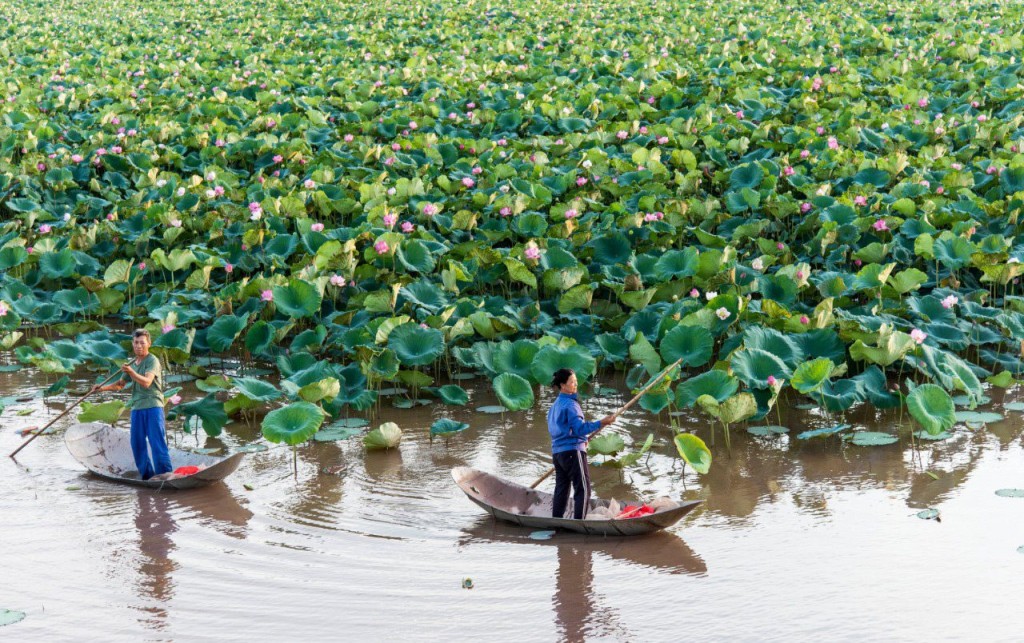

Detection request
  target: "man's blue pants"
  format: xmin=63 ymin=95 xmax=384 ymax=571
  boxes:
xmin=130 ymin=407 xmax=172 ymax=480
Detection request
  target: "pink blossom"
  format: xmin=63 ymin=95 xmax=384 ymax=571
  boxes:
xmin=311 ymin=222 xmax=325 ymax=232
xmin=767 ymin=375 xmax=778 ymax=386
xmin=776 ymin=242 xmax=785 ymax=250
xmin=616 ymin=130 xmax=628 ymax=140
xmin=71 ymin=154 xmax=83 ymax=163
xmin=910 ymin=329 xmax=927 ymax=345
xmin=138 ymin=262 xmax=146 ymax=271
xmin=170 ymin=218 xmax=182 ymax=228
xmin=816 ymin=126 xmax=825 ymax=135
xmin=461 ymin=177 xmax=475 ymax=188
xmin=801 ymin=202 xmax=812 ymax=213
xmin=576 ymin=177 xmax=588 ymax=187
xmin=273 ymin=154 xmax=283 ymax=163
xmin=38 ymin=224 xmax=51 ymax=234
xmin=918 ymin=97 xmax=929 ymax=108
xmin=162 ymin=324 xmax=175 ymax=334
xmin=565 ymin=209 xmax=579 ymax=220
xmin=344 ymin=134 xmax=354 ymax=142
xmin=266 ymin=119 xmax=277 ymax=129
xmin=689 ymin=288 xmax=700 ymax=298
xmin=215 ymin=139 xmax=226 ymax=147
xmin=524 ymin=244 xmax=541 ymax=260
xmin=657 ymin=136 xmax=669 ymax=144
xmin=977 ymin=114 xmax=987 ymax=122
xmin=422 ymin=203 xmax=439 ymax=216
xmin=391 ymin=143 xmax=401 ymax=151
xmin=169 ymin=394 xmax=182 ymax=405
xmin=936 ymin=186 xmax=945 ymax=195
xmin=783 ymin=166 xmax=795 ymax=176
xmin=304 ymin=179 xmax=316 ymax=189
xmin=800 ymin=149 xmax=810 ymax=159
xmin=941 ymin=295 xmax=958 ymax=309
xmin=330 ymin=274 xmax=346 ymax=287
xmin=26 ymin=247 xmax=34 ymax=254
xmin=408 ymin=121 xmax=418 ymax=130
xmin=735 ymin=110 xmax=745 ymax=120
xmin=401 ymin=221 xmax=414 ymax=233
xmin=827 ymin=137 xmax=839 ymax=150
xmin=224 ymin=263 xmax=233 ymax=273
xmin=854 ymin=259 xmax=862 ymax=267
xmin=499 ymin=207 xmax=512 ymax=217
xmin=715 ymin=307 xmax=730 ymax=321
xmin=796 ymin=270 xmax=805 ymax=280
xmin=873 ymin=219 xmax=889 ymax=232
xmin=384 ymin=157 xmax=395 ymax=166
xmin=800 ymin=315 xmax=809 ymax=325
xmin=260 ymin=290 xmax=273 ymax=302
xmin=374 ymin=240 xmax=390 ymax=254
xmin=854 ymin=195 xmax=867 ymax=206
xmin=383 ymin=213 xmax=397 ymax=228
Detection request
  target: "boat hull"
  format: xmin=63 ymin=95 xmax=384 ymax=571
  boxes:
xmin=452 ymin=466 xmax=701 ymax=536
xmin=65 ymin=422 xmax=244 ymax=490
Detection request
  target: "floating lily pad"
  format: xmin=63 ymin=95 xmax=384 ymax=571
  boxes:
xmin=363 ymin=421 xmax=402 ymax=450
xmin=530 ymin=530 xmax=556 ymax=540
xmin=0 ymin=609 xmax=26 ymax=627
xmin=476 ymin=405 xmax=507 ymax=414
xmin=796 ymin=424 xmax=851 ymax=440
xmin=1004 ymin=402 xmax=1024 ymax=412
xmin=954 ymin=411 xmax=1004 ymax=424
xmin=313 ymin=426 xmax=363 ymax=442
xmin=746 ymin=425 xmax=789 ymax=436
xmin=847 ymin=431 xmax=899 ymax=446
xmin=916 ymin=508 xmax=940 ymax=520
xmin=794 ymin=403 xmax=818 ymax=410
xmin=330 ymin=418 xmax=369 ymax=428
xmin=190 ymin=447 xmax=221 ymax=455
xmin=995 ymin=489 xmax=1024 ymax=498
xmin=914 ymin=431 xmax=952 ymax=441
xmin=953 ymin=394 xmax=991 ymax=407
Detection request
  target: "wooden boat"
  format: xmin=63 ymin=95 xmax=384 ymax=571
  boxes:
xmin=65 ymin=422 xmax=245 ymax=490
xmin=451 ymin=466 xmax=701 ymax=537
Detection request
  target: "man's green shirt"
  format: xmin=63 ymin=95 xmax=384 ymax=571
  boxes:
xmin=119 ymin=354 xmax=164 ymax=410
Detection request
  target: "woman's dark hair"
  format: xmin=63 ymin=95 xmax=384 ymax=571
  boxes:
xmin=551 ymin=368 xmax=574 ymax=389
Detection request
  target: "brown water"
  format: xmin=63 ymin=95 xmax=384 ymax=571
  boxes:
xmin=3 ymin=365 xmax=1024 ymax=641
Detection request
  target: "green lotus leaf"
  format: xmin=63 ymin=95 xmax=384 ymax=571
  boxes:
xmin=434 ymin=384 xmax=469 ymax=406
xmin=747 ymin=425 xmax=789 ymax=436
xmin=77 ymin=400 xmax=126 ymax=424
xmin=588 ymin=433 xmax=625 ymax=456
xmin=232 ymin=377 xmax=282 ymax=402
xmin=313 ymin=424 xmax=364 ymax=442
xmin=430 ymin=418 xmax=470 ymax=437
xmin=388 ymin=323 xmax=445 ymax=366
xmin=847 ymin=431 xmax=899 ymax=446
xmin=492 ymin=340 xmax=540 ymax=380
xmin=363 ymin=421 xmax=402 ymax=450
xmin=272 ymin=279 xmax=322 ymax=319
xmin=530 ymin=344 xmax=596 ymax=385
xmin=676 ymin=370 xmax=739 ymax=407
xmin=797 ymin=424 xmax=851 ymax=439
xmin=673 ymin=433 xmax=712 ymax=474
xmin=174 ymin=394 xmax=229 ymax=438
xmin=0 ymin=608 xmax=26 ymax=627
xmin=790 ymin=358 xmax=835 ymax=394
xmin=39 ymin=249 xmax=77 ymax=279
xmin=730 ymin=349 xmax=792 ymax=389
xmin=206 ymin=314 xmax=248 ymax=353
xmin=906 ymin=384 xmax=956 ymax=436
xmin=660 ymin=325 xmax=714 ymax=368
xmin=492 ymin=373 xmax=534 ymax=411
xmin=261 ymin=401 xmax=325 ymax=446
xmin=849 ymin=326 xmax=916 ymax=367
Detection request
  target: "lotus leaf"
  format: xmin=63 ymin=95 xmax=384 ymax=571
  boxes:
xmin=673 ymin=433 xmax=712 ymax=474
xmin=907 ymin=385 xmax=956 ymax=436
xmin=492 ymin=373 xmax=534 ymax=411
xmin=262 ymin=401 xmax=325 ymax=446
xmin=363 ymin=422 xmax=402 ymax=450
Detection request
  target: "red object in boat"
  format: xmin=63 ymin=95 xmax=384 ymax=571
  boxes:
xmin=174 ymin=465 xmax=200 ymax=476
xmin=616 ymin=504 xmax=656 ymax=519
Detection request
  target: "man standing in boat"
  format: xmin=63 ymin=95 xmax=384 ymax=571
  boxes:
xmin=548 ymin=369 xmax=616 ymax=519
xmin=92 ymin=329 xmax=172 ymax=480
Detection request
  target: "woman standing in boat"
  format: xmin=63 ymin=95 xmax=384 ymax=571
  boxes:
xmin=547 ymin=369 xmax=616 ymax=519
xmin=92 ymin=329 xmax=171 ymax=480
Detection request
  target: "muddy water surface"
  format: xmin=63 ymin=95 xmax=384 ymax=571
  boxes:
xmin=2 ymin=365 xmax=1024 ymax=641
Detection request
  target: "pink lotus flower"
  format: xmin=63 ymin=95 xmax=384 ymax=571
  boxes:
xmin=767 ymin=375 xmax=778 ymax=386
xmin=162 ymin=324 xmax=175 ymax=334
xmin=304 ymin=179 xmax=316 ymax=189
xmin=657 ymin=136 xmax=669 ymax=145
xmin=827 ymin=137 xmax=839 ymax=150
xmin=854 ymin=195 xmax=867 ymax=206
xmin=783 ymin=166 xmax=795 ymax=176
xmin=461 ymin=177 xmax=475 ymax=188
xmin=715 ymin=307 xmax=730 ymax=321
xmin=936 ymin=186 xmax=945 ymax=195
xmin=224 ymin=263 xmax=233 ymax=273
xmin=422 ymin=203 xmax=439 ymax=216
xmin=576 ymin=177 xmax=588 ymax=187
xmin=499 ymin=207 xmax=511 ymax=217
xmin=800 ymin=149 xmax=810 ymax=159
xmin=344 ymin=134 xmax=354 ymax=142
xmin=616 ymin=130 xmax=628 ymax=140
xmin=776 ymin=242 xmax=785 ymax=250
xmin=272 ymin=154 xmax=283 ymax=163
xmin=854 ymin=259 xmax=862 ymax=267
xmin=39 ymin=224 xmax=51 ymax=234
xmin=330 ymin=274 xmax=346 ymax=287
xmin=801 ymin=203 xmax=812 ymax=213
xmin=374 ymin=240 xmax=390 ymax=254
xmin=215 ymin=139 xmax=226 ymax=147
xmin=138 ymin=262 xmax=146 ymax=271
xmin=524 ymin=243 xmax=541 ymax=260
xmin=690 ymin=288 xmax=700 ymax=298
xmin=401 ymin=221 xmax=414 ymax=233
xmin=170 ymin=219 xmax=182 ymax=228
xmin=565 ymin=209 xmax=579 ymax=219
xmin=266 ymin=120 xmax=277 ymax=129
xmin=918 ymin=97 xmax=929 ymax=108
xmin=796 ymin=270 xmax=805 ymax=280
xmin=169 ymin=394 xmax=182 ymax=405
xmin=26 ymin=247 xmax=33 ymax=254
xmin=977 ymin=114 xmax=987 ymax=122
xmin=408 ymin=121 xmax=418 ymax=130
xmin=310 ymin=222 xmax=324 ymax=232
xmin=873 ymin=219 xmax=889 ymax=232
xmin=261 ymin=290 xmax=273 ymax=302
xmin=941 ymin=295 xmax=958 ymax=309
xmin=910 ymin=329 xmax=927 ymax=345
xmin=816 ymin=126 xmax=825 ymax=135
xmin=383 ymin=213 xmax=397 ymax=228
xmin=71 ymin=154 xmax=83 ymax=163
xmin=800 ymin=315 xmax=809 ymax=325
xmin=735 ymin=110 xmax=745 ymax=120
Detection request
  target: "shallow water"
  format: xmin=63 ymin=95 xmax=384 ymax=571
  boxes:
xmin=2 ymin=365 xmax=1024 ymax=641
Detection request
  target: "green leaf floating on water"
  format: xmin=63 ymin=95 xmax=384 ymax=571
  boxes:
xmin=1004 ymin=402 xmax=1024 ymax=412
xmin=492 ymin=373 xmax=534 ymax=411
xmin=906 ymin=384 xmax=956 ymax=436
xmin=261 ymin=401 xmax=325 ymax=446
xmin=797 ymin=424 xmax=851 ymax=439
xmin=44 ymin=375 xmax=70 ymax=396
xmin=0 ymin=609 xmax=26 ymax=627
xmin=673 ymin=433 xmax=712 ymax=474
xmin=476 ymin=405 xmax=507 ymax=414
xmin=363 ymin=421 xmax=402 ymax=450
xmin=77 ymin=400 xmax=126 ymax=424
xmin=914 ymin=430 xmax=952 ymax=441
xmin=313 ymin=425 xmax=363 ymax=442
xmin=430 ymin=418 xmax=470 ymax=436
xmin=916 ymin=509 xmax=940 ymax=520
xmin=847 ymin=431 xmax=899 ymax=446
xmin=954 ymin=411 xmax=1004 ymax=425
xmin=995 ymin=489 xmax=1024 ymax=498
xmin=747 ymin=425 xmax=789 ymax=436
xmin=588 ymin=433 xmax=625 ymax=456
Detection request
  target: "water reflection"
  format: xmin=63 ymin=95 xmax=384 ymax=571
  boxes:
xmin=460 ymin=518 xmax=705 ymax=641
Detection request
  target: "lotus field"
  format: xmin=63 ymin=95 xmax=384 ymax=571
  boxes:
xmin=2 ymin=0 xmax=1024 ymax=453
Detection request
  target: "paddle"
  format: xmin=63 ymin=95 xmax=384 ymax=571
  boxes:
xmin=8 ymin=368 xmax=124 ymax=459
xmin=529 ymin=358 xmax=684 ymax=489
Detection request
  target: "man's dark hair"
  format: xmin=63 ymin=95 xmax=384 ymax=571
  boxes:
xmin=133 ymin=329 xmax=151 ymax=341
xmin=551 ymin=368 xmax=574 ymax=389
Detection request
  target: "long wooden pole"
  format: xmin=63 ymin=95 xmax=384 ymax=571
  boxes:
xmin=9 ymin=368 xmax=124 ymax=459
xmin=529 ymin=358 xmax=683 ymax=489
